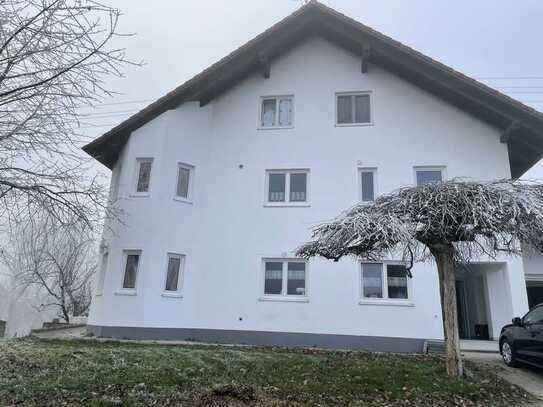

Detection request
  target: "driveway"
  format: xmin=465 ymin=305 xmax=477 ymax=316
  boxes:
xmin=464 ymin=351 xmax=543 ymax=403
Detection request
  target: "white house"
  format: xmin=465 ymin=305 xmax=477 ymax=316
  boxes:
xmin=84 ymin=1 xmax=543 ymax=352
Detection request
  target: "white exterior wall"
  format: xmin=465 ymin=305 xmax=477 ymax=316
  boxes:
xmin=89 ymin=37 xmax=526 ymax=343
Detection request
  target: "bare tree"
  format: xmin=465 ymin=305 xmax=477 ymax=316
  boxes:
xmin=0 ymin=0 xmax=137 ymax=230
xmin=1 ymin=213 xmax=97 ymax=323
xmin=296 ymin=179 xmax=543 ymax=377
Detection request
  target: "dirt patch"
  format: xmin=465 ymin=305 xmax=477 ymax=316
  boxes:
xmin=197 ymin=384 xmax=259 ymax=406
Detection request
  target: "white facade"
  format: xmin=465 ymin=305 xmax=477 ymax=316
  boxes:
xmin=88 ymin=36 xmax=533 ymax=350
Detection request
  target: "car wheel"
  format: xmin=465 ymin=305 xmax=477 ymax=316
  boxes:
xmin=500 ymin=339 xmax=519 ymax=367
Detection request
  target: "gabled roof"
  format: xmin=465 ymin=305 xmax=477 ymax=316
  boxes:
xmin=83 ymin=0 xmax=543 ymax=178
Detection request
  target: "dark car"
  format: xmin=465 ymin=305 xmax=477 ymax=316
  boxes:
xmin=500 ymin=304 xmax=543 ymax=368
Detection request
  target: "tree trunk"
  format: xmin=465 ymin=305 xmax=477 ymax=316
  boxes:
xmin=431 ymin=244 xmax=463 ymax=377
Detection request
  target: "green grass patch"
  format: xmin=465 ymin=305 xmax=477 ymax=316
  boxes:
xmin=0 ymin=338 xmax=532 ymax=406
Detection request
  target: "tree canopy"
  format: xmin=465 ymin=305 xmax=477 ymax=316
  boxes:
xmin=297 ymin=180 xmax=543 ymax=266
xmin=296 ymin=179 xmax=543 ymax=377
xmin=0 ymin=0 xmax=137 ymax=229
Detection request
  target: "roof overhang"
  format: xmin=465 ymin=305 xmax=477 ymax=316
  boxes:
xmin=83 ymin=1 xmax=543 ymax=178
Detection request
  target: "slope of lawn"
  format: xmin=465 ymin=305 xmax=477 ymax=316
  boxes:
xmin=0 ymin=337 xmax=532 ymax=406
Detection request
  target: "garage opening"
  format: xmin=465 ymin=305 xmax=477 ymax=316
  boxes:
xmin=526 ymin=280 xmax=543 ymax=310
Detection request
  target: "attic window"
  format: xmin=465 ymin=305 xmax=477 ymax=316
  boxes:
xmin=260 ymin=96 xmax=293 ymax=128
xmin=336 ymin=92 xmax=371 ymax=125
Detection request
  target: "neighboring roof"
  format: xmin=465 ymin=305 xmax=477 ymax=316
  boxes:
xmin=83 ymin=0 xmax=543 ymax=178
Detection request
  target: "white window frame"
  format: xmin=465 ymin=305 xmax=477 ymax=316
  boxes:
xmin=116 ymin=249 xmax=142 ymax=296
xmin=413 ymin=166 xmax=446 ymax=186
xmin=359 ymin=261 xmax=414 ymax=307
xmin=161 ymin=253 xmax=185 ymax=298
xmin=358 ymin=167 xmax=378 ymax=203
xmin=132 ymin=157 xmax=154 ymax=197
xmin=258 ymin=95 xmax=295 ymax=130
xmin=335 ymin=91 xmax=373 ymax=127
xmin=259 ymin=258 xmax=309 ymax=302
xmin=95 ymin=251 xmax=109 ymax=296
xmin=173 ymin=162 xmax=194 ymax=204
xmin=264 ymin=169 xmax=310 ymax=207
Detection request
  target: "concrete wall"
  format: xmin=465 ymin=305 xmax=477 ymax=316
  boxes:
xmin=89 ymin=36 xmax=522 ymax=345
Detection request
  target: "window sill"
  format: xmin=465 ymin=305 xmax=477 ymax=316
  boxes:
xmin=358 ymin=299 xmax=414 ymax=307
xmin=335 ymin=123 xmax=373 ymax=128
xmin=257 ymin=126 xmax=294 ymax=131
xmin=173 ymin=197 xmax=193 ymax=205
xmin=263 ymin=203 xmax=311 ymax=208
xmin=114 ymin=290 xmax=137 ymax=296
xmin=161 ymin=292 xmax=183 ymax=298
xmin=94 ymin=293 xmax=103 ymax=297
xmin=259 ymin=296 xmax=309 ymax=303
xmin=129 ymin=193 xmax=150 ymax=198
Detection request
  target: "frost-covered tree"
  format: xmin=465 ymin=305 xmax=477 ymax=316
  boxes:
xmin=1 ymin=213 xmax=98 ymax=323
xmin=296 ymin=180 xmax=543 ymax=377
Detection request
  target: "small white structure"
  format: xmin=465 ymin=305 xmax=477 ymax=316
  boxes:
xmin=0 ymin=279 xmax=56 ymax=338
xmin=84 ymin=2 xmax=543 ymax=351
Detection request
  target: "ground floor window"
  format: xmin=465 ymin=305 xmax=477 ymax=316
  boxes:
xmin=263 ymin=259 xmax=307 ymax=298
xmin=121 ymin=250 xmax=141 ymax=290
xmin=0 ymin=320 xmax=5 ymax=338
xmin=361 ymin=262 xmax=409 ymax=300
xmin=164 ymin=253 xmax=185 ymax=294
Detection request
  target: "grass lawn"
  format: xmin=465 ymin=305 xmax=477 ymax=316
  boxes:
xmin=0 ymin=338 xmax=533 ymax=406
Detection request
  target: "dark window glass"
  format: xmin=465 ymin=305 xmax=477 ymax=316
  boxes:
xmin=137 ymin=161 xmax=152 ymax=192
xmin=362 ymin=263 xmax=383 ymax=298
xmin=524 ymin=306 xmax=543 ymax=324
xmin=287 ymin=262 xmax=306 ymax=295
xmin=387 ymin=264 xmax=408 ymax=299
xmin=416 ymin=170 xmax=442 ymax=186
xmin=361 ymin=171 xmax=375 ymax=202
xmin=290 ymin=173 xmax=307 ymax=202
xmin=268 ymin=173 xmax=286 ymax=202
xmin=176 ymin=167 xmax=191 ymax=198
xmin=261 ymin=99 xmax=276 ymax=127
xmin=337 ymin=95 xmax=352 ymax=124
xmin=355 ymin=95 xmax=371 ymax=123
xmin=122 ymin=254 xmax=140 ymax=289
xmin=278 ymin=99 xmax=293 ymax=126
xmin=165 ymin=256 xmax=181 ymax=292
xmin=264 ymin=261 xmax=283 ymax=295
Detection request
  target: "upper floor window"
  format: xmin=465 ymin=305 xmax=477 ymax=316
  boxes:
xmin=121 ymin=250 xmax=141 ymax=291
xmin=361 ymin=262 xmax=409 ymax=301
xmin=260 ymin=96 xmax=293 ymax=128
xmin=415 ymin=166 xmax=445 ymax=186
xmin=266 ymin=169 xmax=309 ymax=205
xmin=175 ymin=163 xmax=194 ymax=202
xmin=359 ymin=168 xmax=377 ymax=203
xmin=163 ymin=253 xmax=185 ymax=297
xmin=134 ymin=158 xmax=153 ymax=194
xmin=336 ymin=92 xmax=371 ymax=125
xmin=262 ymin=259 xmax=307 ymax=299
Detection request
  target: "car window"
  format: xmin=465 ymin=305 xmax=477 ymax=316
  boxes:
xmin=523 ymin=306 xmax=543 ymax=325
